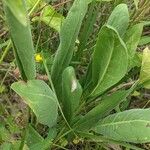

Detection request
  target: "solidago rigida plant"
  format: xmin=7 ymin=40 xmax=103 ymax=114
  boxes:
xmin=2 ymin=0 xmax=150 ymax=149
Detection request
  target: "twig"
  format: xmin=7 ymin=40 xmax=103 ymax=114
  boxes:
xmin=53 ymin=0 xmax=72 ymax=8
xmin=110 ymin=81 xmax=136 ymax=93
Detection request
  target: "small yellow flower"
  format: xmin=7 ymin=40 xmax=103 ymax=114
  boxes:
xmin=35 ymin=53 xmax=43 ymax=62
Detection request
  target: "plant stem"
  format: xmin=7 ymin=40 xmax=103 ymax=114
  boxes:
xmin=0 ymin=40 xmax=11 ymax=65
xmin=28 ymin=0 xmax=41 ymax=16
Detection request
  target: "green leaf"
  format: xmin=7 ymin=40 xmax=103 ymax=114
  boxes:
xmin=0 ymin=124 xmax=10 ymax=142
xmin=93 ymin=108 xmax=150 ymax=143
xmin=107 ymin=4 xmax=129 ymax=37
xmin=129 ymin=52 xmax=142 ymax=69
xmin=139 ymin=36 xmax=150 ymax=46
xmin=3 ymin=0 xmax=27 ymax=26
xmin=75 ymin=91 xmax=128 ymax=131
xmin=76 ymin=1 xmax=99 ymax=60
xmin=4 ymin=0 xmax=36 ymax=80
xmin=124 ymin=23 xmax=143 ymax=69
xmin=0 ymin=142 xmax=12 ymax=150
xmin=11 ymin=80 xmax=58 ymax=127
xmin=62 ymin=66 xmax=82 ymax=123
xmin=91 ymin=25 xmax=128 ymax=97
xmin=26 ymin=125 xmax=56 ymax=150
xmin=32 ymin=5 xmax=64 ymax=32
xmin=51 ymin=0 xmax=89 ymax=94
xmin=26 ymin=125 xmax=44 ymax=148
xmin=139 ymin=47 xmax=150 ymax=89
xmin=29 ymin=139 xmax=52 ymax=150
xmin=75 ymin=82 xmax=137 ymax=131
xmin=142 ymin=21 xmax=150 ymax=26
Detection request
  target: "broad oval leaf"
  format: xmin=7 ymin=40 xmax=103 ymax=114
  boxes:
xmin=107 ymin=4 xmax=129 ymax=37
xmin=4 ymin=0 xmax=36 ymax=80
xmin=93 ymin=109 xmax=150 ymax=143
xmin=11 ymin=80 xmax=58 ymax=127
xmin=91 ymin=25 xmax=128 ymax=97
xmin=62 ymin=66 xmax=82 ymax=123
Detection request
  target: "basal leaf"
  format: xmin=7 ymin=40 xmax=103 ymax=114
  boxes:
xmin=91 ymin=25 xmax=128 ymax=97
xmin=107 ymin=4 xmax=129 ymax=37
xmin=62 ymin=66 xmax=82 ymax=123
xmin=75 ymin=81 xmax=137 ymax=131
xmin=75 ymin=90 xmax=128 ymax=131
xmin=124 ymin=23 xmax=143 ymax=69
xmin=139 ymin=47 xmax=150 ymax=89
xmin=11 ymin=80 xmax=58 ymax=127
xmin=93 ymin=109 xmax=150 ymax=143
xmin=51 ymin=0 xmax=89 ymax=94
xmin=4 ymin=0 xmax=36 ymax=80
xmin=3 ymin=0 xmax=27 ymax=26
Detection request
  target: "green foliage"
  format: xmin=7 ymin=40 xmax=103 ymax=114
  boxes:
xmin=91 ymin=25 xmax=128 ymax=97
xmin=3 ymin=0 xmax=27 ymax=26
xmin=51 ymin=0 xmax=89 ymax=94
xmin=26 ymin=125 xmax=53 ymax=150
xmin=93 ymin=109 xmax=150 ymax=143
xmin=139 ymin=36 xmax=150 ymax=46
xmin=4 ymin=0 xmax=36 ymax=80
xmin=11 ymin=80 xmax=58 ymax=127
xmin=75 ymin=90 xmax=129 ymax=131
xmin=75 ymin=81 xmax=137 ymax=131
xmin=62 ymin=66 xmax=82 ymax=123
xmin=107 ymin=4 xmax=129 ymax=37
xmin=1 ymin=0 xmax=150 ymax=149
xmin=124 ymin=23 xmax=143 ymax=69
xmin=26 ymin=125 xmax=44 ymax=147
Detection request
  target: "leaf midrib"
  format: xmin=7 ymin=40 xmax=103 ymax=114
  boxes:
xmin=92 ymin=34 xmax=115 ymax=94
xmin=98 ymin=120 xmax=150 ymax=127
xmin=16 ymin=90 xmax=57 ymax=104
